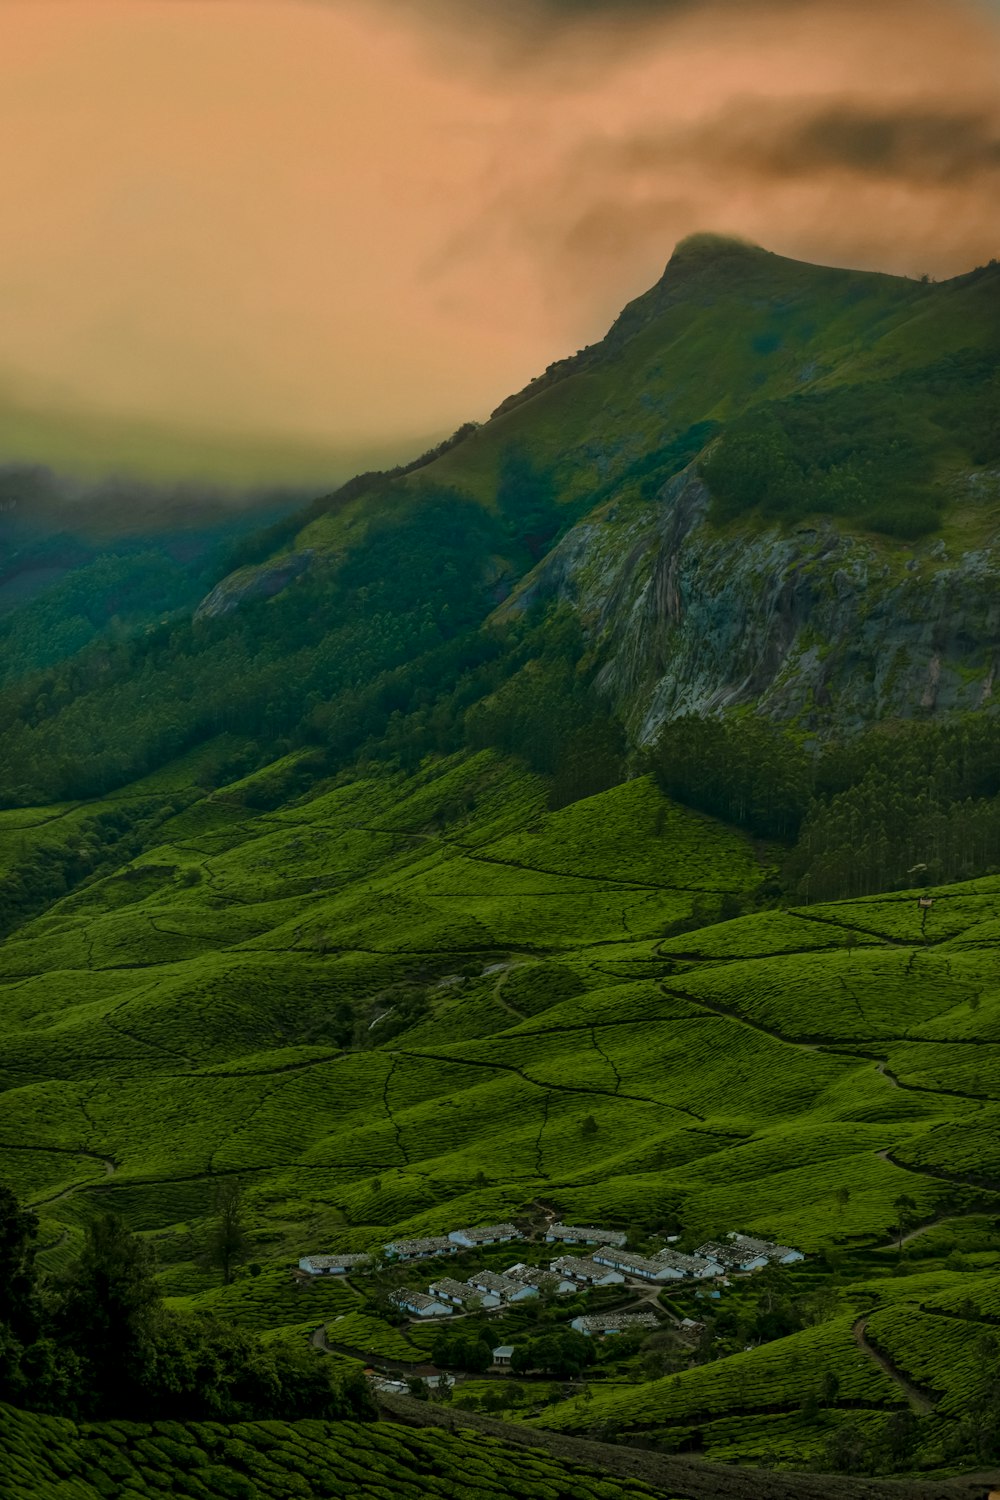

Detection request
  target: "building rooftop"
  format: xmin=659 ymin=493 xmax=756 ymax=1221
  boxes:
xmin=551 ymin=1254 xmax=615 ymax=1279
xmin=574 ymin=1312 xmax=659 ymax=1334
xmin=391 ymin=1288 xmax=447 ymax=1312
xmin=695 ymin=1241 xmax=763 ymax=1267
xmin=492 ymin=1345 xmax=515 ymax=1359
xmin=451 ymin=1222 xmax=520 ymax=1242
xmin=428 ymin=1277 xmax=479 ymax=1301
xmin=549 ymin=1223 xmax=628 ymax=1246
xmin=467 ymin=1269 xmax=523 ymax=1296
xmin=506 ymin=1264 xmax=562 ymax=1289
xmin=383 ymin=1236 xmax=454 ymax=1256
xmin=593 ymin=1249 xmax=666 ymax=1275
xmin=729 ymin=1232 xmax=801 ymax=1260
xmin=652 ymin=1247 xmax=721 ymax=1272
xmin=301 ymin=1252 xmax=370 ymax=1270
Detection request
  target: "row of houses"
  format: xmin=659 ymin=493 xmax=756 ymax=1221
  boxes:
xmin=394 ymin=1260 xmax=581 ymax=1317
xmin=300 ymin=1223 xmax=803 ymax=1282
xmin=299 ymin=1223 xmax=522 ymax=1277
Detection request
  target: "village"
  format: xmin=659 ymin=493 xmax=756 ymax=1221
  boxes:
xmin=297 ymin=1217 xmax=804 ymax=1387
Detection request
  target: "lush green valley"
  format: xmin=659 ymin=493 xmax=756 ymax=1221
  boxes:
xmin=1 ymin=235 xmax=999 ymax=1497
xmin=1 ymin=748 xmax=999 ymax=1490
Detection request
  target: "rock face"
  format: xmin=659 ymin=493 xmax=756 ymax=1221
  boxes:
xmin=195 ymin=550 xmax=313 ymax=621
xmin=496 ymin=466 xmax=1000 ymax=741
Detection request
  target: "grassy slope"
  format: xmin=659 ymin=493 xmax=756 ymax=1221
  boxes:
xmin=1 ymin=749 xmax=999 ymax=1472
xmin=297 ymin=238 xmax=999 ymax=554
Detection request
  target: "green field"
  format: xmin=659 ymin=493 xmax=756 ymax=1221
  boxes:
xmin=2 ymin=747 xmax=1000 ymax=1479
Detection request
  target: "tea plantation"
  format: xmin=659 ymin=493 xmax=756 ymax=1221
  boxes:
xmin=2 ymin=748 xmax=1000 ymax=1483
xmin=0 ymin=1402 xmax=668 ymax=1500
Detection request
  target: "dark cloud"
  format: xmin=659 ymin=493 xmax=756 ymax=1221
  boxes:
xmin=736 ymin=103 xmax=1000 ymax=182
xmin=602 ymin=101 xmax=1000 ymax=185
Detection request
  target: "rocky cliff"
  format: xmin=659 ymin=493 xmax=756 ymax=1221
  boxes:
xmin=497 ymin=464 xmax=1000 ymax=741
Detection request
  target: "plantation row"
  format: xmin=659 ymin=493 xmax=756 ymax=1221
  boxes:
xmin=0 ymin=1405 xmax=664 ymax=1500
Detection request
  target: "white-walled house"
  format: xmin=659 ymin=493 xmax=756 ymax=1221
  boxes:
xmin=428 ymin=1277 xmax=484 ymax=1309
xmin=545 ymin=1223 xmax=628 ymax=1249
xmin=695 ymin=1241 xmax=768 ymax=1273
xmin=466 ymin=1269 xmax=537 ymax=1304
xmin=383 ymin=1236 xmax=458 ymax=1262
xmin=448 ymin=1223 xmax=522 ymax=1249
xmin=651 ymin=1247 xmax=722 ymax=1279
xmin=506 ymin=1263 xmax=576 ymax=1295
xmin=298 ymin=1253 xmax=371 ymax=1276
xmin=729 ymin=1233 xmax=804 ymax=1265
xmin=390 ymin=1288 xmax=453 ymax=1318
xmin=572 ymin=1312 xmax=659 ymax=1337
xmin=551 ymin=1254 xmax=624 ymax=1287
xmin=591 ymin=1249 xmax=679 ymax=1283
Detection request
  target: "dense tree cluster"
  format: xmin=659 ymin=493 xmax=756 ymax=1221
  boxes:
xmin=650 ymin=712 xmax=1000 ymax=901
xmin=0 ymin=1186 xmax=372 ymax=1424
xmin=701 ymin=350 xmax=1000 ymax=539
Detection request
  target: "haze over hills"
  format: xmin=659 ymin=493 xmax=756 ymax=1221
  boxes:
xmin=1 ymin=236 xmax=1000 ymax=1498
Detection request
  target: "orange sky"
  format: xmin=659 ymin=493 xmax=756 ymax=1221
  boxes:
xmin=0 ymin=0 xmax=997 ymax=480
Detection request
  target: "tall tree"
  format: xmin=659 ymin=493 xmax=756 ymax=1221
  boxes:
xmin=56 ymin=1212 xmax=161 ymax=1415
xmin=207 ymin=1178 xmax=250 ymax=1286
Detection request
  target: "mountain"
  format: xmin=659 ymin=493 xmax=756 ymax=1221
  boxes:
xmin=1 ymin=237 xmax=1000 ymax=1493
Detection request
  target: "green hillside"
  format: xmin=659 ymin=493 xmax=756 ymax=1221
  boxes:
xmin=1 ymin=747 xmax=999 ymax=1480
xmin=1 ymin=236 xmax=997 ymax=812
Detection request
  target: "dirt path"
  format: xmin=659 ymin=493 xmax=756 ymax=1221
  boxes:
xmin=851 ymin=1317 xmax=934 ymax=1416
xmin=11 ymin=1146 xmax=118 ymax=1209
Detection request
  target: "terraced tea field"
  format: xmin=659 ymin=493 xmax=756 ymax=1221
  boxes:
xmin=0 ymin=1402 xmax=668 ymax=1500
xmin=2 ymin=748 xmax=1000 ymax=1475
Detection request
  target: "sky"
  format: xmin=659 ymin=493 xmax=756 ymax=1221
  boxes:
xmin=0 ymin=0 xmax=997 ymax=483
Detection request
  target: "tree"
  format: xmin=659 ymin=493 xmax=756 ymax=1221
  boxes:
xmin=207 ymin=1179 xmax=249 ymax=1286
xmin=835 ymin=1186 xmax=851 ymax=1218
xmin=580 ymin=1115 xmax=599 ymax=1138
xmin=0 ymin=1185 xmax=41 ymax=1344
xmin=56 ymin=1213 xmax=161 ymax=1416
xmin=893 ymin=1194 xmax=918 ymax=1251
xmin=511 ymin=1330 xmax=593 ymax=1379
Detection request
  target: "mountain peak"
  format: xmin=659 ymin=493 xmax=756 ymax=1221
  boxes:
xmin=665 ymin=231 xmax=766 ymax=269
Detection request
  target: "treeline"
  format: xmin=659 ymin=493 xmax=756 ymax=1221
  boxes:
xmin=0 ymin=1186 xmax=372 ymax=1424
xmin=701 ymin=350 xmax=999 ymax=540
xmin=649 ymin=711 xmax=1000 ymax=900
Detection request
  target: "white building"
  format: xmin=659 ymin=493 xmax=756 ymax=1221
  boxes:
xmin=448 ymin=1223 xmax=522 ymax=1249
xmin=506 ymin=1262 xmax=576 ymax=1296
xmin=382 ymin=1236 xmax=458 ymax=1262
xmin=571 ymin=1312 xmax=660 ymax=1337
xmin=389 ymin=1288 xmax=453 ymax=1318
xmin=545 ymin=1223 xmax=628 ymax=1249
xmin=551 ymin=1254 xmax=624 ymax=1287
xmin=591 ymin=1249 xmax=678 ymax=1282
xmin=428 ymin=1277 xmax=484 ymax=1308
xmin=298 ymin=1252 xmax=371 ymax=1276
xmin=695 ymin=1241 xmax=768 ymax=1273
xmin=492 ymin=1344 xmax=515 ymax=1366
xmin=466 ymin=1269 xmax=537 ymax=1304
xmin=729 ymin=1233 xmax=804 ymax=1265
xmin=651 ymin=1247 xmax=721 ymax=1279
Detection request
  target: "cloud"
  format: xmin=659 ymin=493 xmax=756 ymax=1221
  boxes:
xmin=587 ymin=100 xmax=1000 ymax=187
xmin=0 ymin=0 xmax=997 ymax=480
